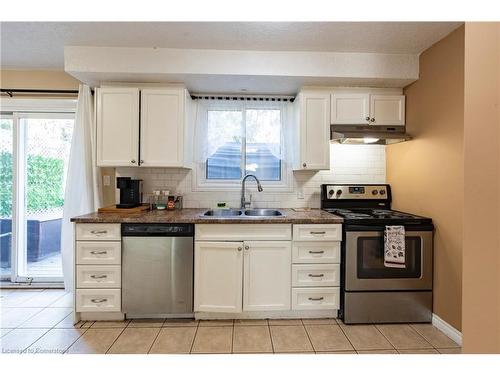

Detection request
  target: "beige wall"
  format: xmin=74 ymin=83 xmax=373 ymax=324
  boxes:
xmin=0 ymin=69 xmax=80 ymax=90
xmin=386 ymin=26 xmax=464 ymax=331
xmin=462 ymin=22 xmax=500 ymax=353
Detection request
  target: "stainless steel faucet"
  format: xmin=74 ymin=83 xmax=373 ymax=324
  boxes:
xmin=240 ymin=174 xmax=263 ymax=209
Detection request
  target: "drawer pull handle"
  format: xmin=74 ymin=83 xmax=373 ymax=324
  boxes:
xmin=308 ymin=273 xmax=324 ymax=278
xmin=90 ymin=230 xmax=108 ymax=235
xmin=90 ymin=298 xmax=108 ymax=303
xmin=308 ymin=250 xmax=325 ymax=254
xmin=308 ymin=297 xmax=324 ymax=301
xmin=89 ymin=250 xmax=108 ymax=255
xmin=310 ymin=231 xmax=326 ymax=235
xmin=90 ymin=274 xmax=108 ymax=279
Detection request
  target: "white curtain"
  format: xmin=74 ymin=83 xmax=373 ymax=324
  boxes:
xmin=193 ymin=98 xmax=294 ymax=165
xmin=193 ymin=99 xmax=242 ymax=163
xmin=61 ymin=84 xmax=102 ymax=291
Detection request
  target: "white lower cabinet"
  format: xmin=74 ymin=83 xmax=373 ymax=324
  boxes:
xmin=194 ymin=241 xmax=243 ymax=313
xmin=74 ymin=223 xmax=122 ymax=315
xmin=76 ymin=289 xmax=121 ymax=312
xmin=291 ymin=224 xmax=342 ymax=314
xmin=194 ymin=240 xmax=291 ymax=313
xmin=76 ymin=265 xmax=121 ymax=288
xmin=293 ymin=224 xmax=342 ymax=242
xmin=292 ymin=241 xmax=340 ymax=264
xmin=243 ymin=241 xmax=291 ymax=311
xmin=292 ymin=287 xmax=340 ymax=310
xmin=76 ymin=241 xmax=121 ymax=265
xmin=194 ymin=224 xmax=341 ymax=317
xmin=291 ymin=264 xmax=340 ymax=287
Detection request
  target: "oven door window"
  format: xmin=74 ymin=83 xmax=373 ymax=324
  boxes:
xmin=357 ymin=236 xmax=422 ymax=278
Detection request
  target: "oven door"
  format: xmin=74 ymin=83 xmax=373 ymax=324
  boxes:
xmin=345 ymin=229 xmax=433 ymax=291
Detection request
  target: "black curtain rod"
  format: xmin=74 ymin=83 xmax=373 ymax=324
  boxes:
xmin=191 ymin=95 xmax=295 ymax=103
xmin=0 ymin=88 xmax=94 ymax=97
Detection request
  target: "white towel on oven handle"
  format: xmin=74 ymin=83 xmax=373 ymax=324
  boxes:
xmin=384 ymin=225 xmax=406 ymax=268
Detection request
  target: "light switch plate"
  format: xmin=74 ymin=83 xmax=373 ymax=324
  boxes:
xmin=103 ymin=175 xmax=111 ymax=186
xmin=297 ymin=189 xmax=304 ymax=199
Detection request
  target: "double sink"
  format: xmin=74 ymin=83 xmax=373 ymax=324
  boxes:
xmin=202 ymin=209 xmax=284 ymax=218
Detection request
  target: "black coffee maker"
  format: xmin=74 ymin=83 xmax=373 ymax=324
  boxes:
xmin=116 ymin=177 xmax=143 ymax=208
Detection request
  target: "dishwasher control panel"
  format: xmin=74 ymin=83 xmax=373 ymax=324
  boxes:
xmin=122 ymin=223 xmax=194 ymax=237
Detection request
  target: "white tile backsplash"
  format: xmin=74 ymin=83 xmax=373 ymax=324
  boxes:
xmin=115 ymin=143 xmax=386 ymax=209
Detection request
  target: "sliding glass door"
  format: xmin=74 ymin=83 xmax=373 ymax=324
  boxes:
xmin=0 ymin=116 xmax=14 ymax=279
xmin=0 ymin=111 xmax=74 ymax=283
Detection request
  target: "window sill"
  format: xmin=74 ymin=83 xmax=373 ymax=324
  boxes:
xmin=192 ymin=182 xmax=293 ymax=193
xmin=192 ymin=162 xmax=294 ymax=193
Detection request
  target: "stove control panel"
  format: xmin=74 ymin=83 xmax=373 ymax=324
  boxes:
xmin=323 ymin=185 xmax=390 ymax=200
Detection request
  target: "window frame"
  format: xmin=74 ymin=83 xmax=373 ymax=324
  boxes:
xmin=192 ymin=101 xmax=293 ymax=192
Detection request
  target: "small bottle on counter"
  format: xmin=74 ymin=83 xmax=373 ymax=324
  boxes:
xmin=174 ymin=196 xmax=183 ymax=210
xmin=167 ymin=195 xmax=176 ymax=210
xmin=156 ymin=190 xmax=166 ymax=210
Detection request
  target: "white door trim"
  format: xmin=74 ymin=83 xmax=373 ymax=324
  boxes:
xmin=1 ymin=111 xmax=72 ymax=283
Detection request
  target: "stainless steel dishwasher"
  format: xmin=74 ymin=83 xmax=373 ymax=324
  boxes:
xmin=122 ymin=223 xmax=194 ymax=318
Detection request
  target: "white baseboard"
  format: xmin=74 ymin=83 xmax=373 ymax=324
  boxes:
xmin=432 ymin=313 xmax=462 ymax=346
xmin=196 ymin=310 xmax=338 ymax=320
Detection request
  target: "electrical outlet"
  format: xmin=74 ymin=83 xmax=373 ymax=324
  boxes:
xmin=103 ymin=175 xmax=111 ymax=186
xmin=297 ymin=189 xmax=304 ymax=199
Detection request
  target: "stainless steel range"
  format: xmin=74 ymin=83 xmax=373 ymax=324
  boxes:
xmin=321 ymin=184 xmax=434 ymax=324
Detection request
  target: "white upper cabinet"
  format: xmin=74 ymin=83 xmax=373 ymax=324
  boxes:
xmin=96 ymin=87 xmax=140 ymax=167
xmin=294 ymin=91 xmax=330 ymax=171
xmin=369 ymin=95 xmax=405 ymax=126
xmin=330 ymin=89 xmax=405 ymax=126
xmin=331 ymin=92 xmax=369 ymax=125
xmin=96 ymin=86 xmax=193 ymax=168
xmin=140 ymin=88 xmax=184 ymax=167
xmin=243 ymin=241 xmax=291 ymax=311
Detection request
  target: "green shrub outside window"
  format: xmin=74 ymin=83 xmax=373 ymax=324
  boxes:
xmin=0 ymin=152 xmax=64 ymax=217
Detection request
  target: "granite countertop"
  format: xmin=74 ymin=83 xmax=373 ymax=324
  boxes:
xmin=71 ymin=208 xmax=343 ymax=224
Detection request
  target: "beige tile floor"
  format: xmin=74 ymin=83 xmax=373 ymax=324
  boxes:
xmin=0 ymin=289 xmax=462 ymax=354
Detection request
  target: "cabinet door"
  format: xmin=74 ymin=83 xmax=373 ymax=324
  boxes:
xmin=243 ymin=241 xmax=291 ymax=311
xmin=369 ymin=95 xmax=405 ymax=126
xmin=298 ymin=92 xmax=330 ymax=170
xmin=140 ymin=88 xmax=184 ymax=167
xmin=331 ymin=92 xmax=370 ymax=125
xmin=194 ymin=241 xmax=243 ymax=313
xmin=96 ymin=87 xmax=139 ymax=166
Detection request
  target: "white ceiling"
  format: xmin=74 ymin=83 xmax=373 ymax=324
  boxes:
xmin=1 ymin=22 xmax=462 ymax=69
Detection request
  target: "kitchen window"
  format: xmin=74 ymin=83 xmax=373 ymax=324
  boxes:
xmin=193 ymin=98 xmax=293 ymax=191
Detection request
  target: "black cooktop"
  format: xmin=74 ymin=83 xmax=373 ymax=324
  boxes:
xmin=323 ymin=208 xmax=433 ymax=225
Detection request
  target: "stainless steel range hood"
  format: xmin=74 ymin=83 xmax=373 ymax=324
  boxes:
xmin=330 ymin=125 xmax=411 ymax=145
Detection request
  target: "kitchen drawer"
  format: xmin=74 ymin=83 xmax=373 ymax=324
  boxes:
xmin=195 ymin=224 xmax=292 ymax=241
xmin=292 ymin=264 xmax=340 ymax=287
xmin=292 ymin=241 xmax=340 ymax=264
xmin=76 ymin=223 xmax=121 ymax=241
xmin=291 ymin=287 xmax=340 ymax=310
xmin=76 ymin=241 xmax=121 ymax=265
xmin=76 ymin=265 xmax=121 ymax=288
xmin=293 ymin=224 xmax=342 ymax=242
xmin=75 ymin=289 xmax=121 ymax=312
